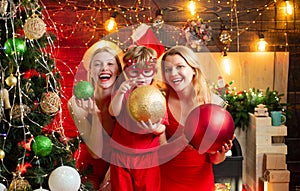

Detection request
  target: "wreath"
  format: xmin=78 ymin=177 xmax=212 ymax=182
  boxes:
xmin=183 ymin=18 xmax=212 ymax=49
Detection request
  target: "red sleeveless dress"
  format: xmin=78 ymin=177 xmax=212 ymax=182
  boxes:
xmin=160 ymin=106 xmax=215 ymax=191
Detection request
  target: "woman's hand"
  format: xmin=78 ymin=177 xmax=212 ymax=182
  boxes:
xmin=75 ymin=97 xmax=100 ymax=114
xmin=208 ymin=135 xmax=235 ymax=164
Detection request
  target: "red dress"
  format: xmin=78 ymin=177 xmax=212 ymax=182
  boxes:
xmin=110 ymin=91 xmax=168 ymax=191
xmin=160 ymin=106 xmax=215 ymax=191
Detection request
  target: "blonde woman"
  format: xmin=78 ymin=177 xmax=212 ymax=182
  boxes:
xmin=68 ymin=40 xmax=122 ymax=190
xmin=159 ymin=46 xmax=233 ymax=191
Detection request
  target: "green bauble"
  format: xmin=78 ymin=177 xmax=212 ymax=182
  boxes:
xmin=4 ymin=38 xmax=27 ymax=56
xmin=73 ymin=80 xmax=94 ymax=100
xmin=31 ymin=135 xmax=52 ymax=157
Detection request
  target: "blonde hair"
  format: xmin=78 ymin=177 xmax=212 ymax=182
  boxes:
xmin=161 ymin=46 xmax=211 ymax=104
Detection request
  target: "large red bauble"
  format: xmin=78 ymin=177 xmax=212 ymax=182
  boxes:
xmin=184 ymin=104 xmax=235 ymax=154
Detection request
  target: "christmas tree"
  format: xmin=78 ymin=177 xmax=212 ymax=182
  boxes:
xmin=0 ymin=0 xmax=84 ymax=190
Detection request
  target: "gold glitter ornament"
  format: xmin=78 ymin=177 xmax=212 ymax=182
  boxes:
xmin=40 ymin=92 xmax=61 ymax=115
xmin=23 ymin=15 xmax=46 ymax=40
xmin=5 ymin=74 xmax=17 ymax=87
xmin=127 ymin=85 xmax=166 ymax=123
xmin=8 ymin=176 xmax=32 ymax=191
xmin=0 ymin=149 xmax=5 ymax=159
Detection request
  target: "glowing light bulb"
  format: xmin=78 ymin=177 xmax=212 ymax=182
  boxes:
xmin=285 ymin=0 xmax=293 ymax=15
xmin=222 ymin=54 xmax=231 ymax=75
xmin=104 ymin=12 xmax=118 ymax=32
xmin=257 ymin=33 xmax=267 ymax=52
xmin=188 ymin=0 xmax=196 ymax=16
xmin=258 ymin=38 xmax=267 ymax=52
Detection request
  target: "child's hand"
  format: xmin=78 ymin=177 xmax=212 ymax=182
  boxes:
xmin=137 ymin=119 xmax=165 ymax=134
xmin=119 ymin=79 xmax=136 ymax=94
xmin=75 ymin=97 xmax=100 ymax=113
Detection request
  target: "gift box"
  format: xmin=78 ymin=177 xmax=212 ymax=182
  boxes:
xmin=259 ymin=178 xmax=289 ymax=191
xmin=264 ymin=169 xmax=290 ymax=183
xmin=263 ymin=153 xmax=286 ymax=170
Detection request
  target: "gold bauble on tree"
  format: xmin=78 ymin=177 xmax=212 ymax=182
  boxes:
xmin=5 ymin=74 xmax=17 ymax=87
xmin=127 ymin=85 xmax=166 ymax=123
xmin=0 ymin=149 xmax=5 ymax=159
xmin=8 ymin=176 xmax=32 ymax=191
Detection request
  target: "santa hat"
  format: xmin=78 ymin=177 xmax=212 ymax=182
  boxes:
xmin=131 ymin=23 xmax=165 ymax=58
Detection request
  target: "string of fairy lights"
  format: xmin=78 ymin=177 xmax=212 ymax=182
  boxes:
xmin=40 ymin=0 xmax=294 ymax=52
xmin=0 ymin=0 xmax=294 ymax=189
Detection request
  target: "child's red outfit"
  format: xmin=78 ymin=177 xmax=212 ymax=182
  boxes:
xmin=160 ymin=105 xmax=215 ymax=191
xmin=110 ymin=89 xmax=168 ymax=191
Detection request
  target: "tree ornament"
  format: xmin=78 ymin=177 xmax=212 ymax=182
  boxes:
xmin=152 ymin=9 xmax=164 ymax=33
xmin=0 ymin=0 xmax=8 ymax=16
xmin=4 ymin=38 xmax=27 ymax=56
xmin=184 ymin=104 xmax=235 ymax=154
xmin=5 ymin=74 xmax=17 ymax=87
xmin=8 ymin=176 xmax=32 ymax=191
xmin=254 ymin=104 xmax=269 ymax=117
xmin=40 ymin=92 xmax=60 ymax=115
xmin=0 ymin=183 xmax=7 ymax=191
xmin=219 ymin=30 xmax=232 ymax=45
xmin=127 ymin=85 xmax=166 ymax=123
xmin=31 ymin=135 xmax=52 ymax=157
xmin=0 ymin=149 xmax=5 ymax=159
xmin=23 ymin=15 xmax=46 ymax=40
xmin=10 ymin=104 xmax=31 ymax=120
xmin=48 ymin=166 xmax=81 ymax=191
xmin=0 ymin=88 xmax=11 ymax=109
xmin=73 ymin=80 xmax=94 ymax=100
xmin=16 ymin=27 xmax=25 ymax=38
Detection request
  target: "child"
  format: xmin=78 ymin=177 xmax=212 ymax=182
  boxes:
xmin=108 ymin=46 xmax=167 ymax=191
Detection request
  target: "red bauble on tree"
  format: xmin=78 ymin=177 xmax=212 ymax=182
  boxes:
xmin=184 ymin=104 xmax=235 ymax=154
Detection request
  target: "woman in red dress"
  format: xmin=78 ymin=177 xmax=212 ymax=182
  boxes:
xmin=159 ymin=45 xmax=233 ymax=191
xmin=69 ymin=40 xmax=122 ymax=190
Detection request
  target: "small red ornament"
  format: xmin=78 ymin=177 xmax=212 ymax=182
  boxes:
xmin=184 ymin=104 xmax=235 ymax=154
xmin=16 ymin=28 xmax=25 ymax=37
xmin=23 ymin=69 xmax=39 ymax=79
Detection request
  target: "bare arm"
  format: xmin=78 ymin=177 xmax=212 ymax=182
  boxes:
xmin=68 ymin=96 xmax=102 ymax=158
xmin=109 ymin=79 xmax=134 ymax=116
